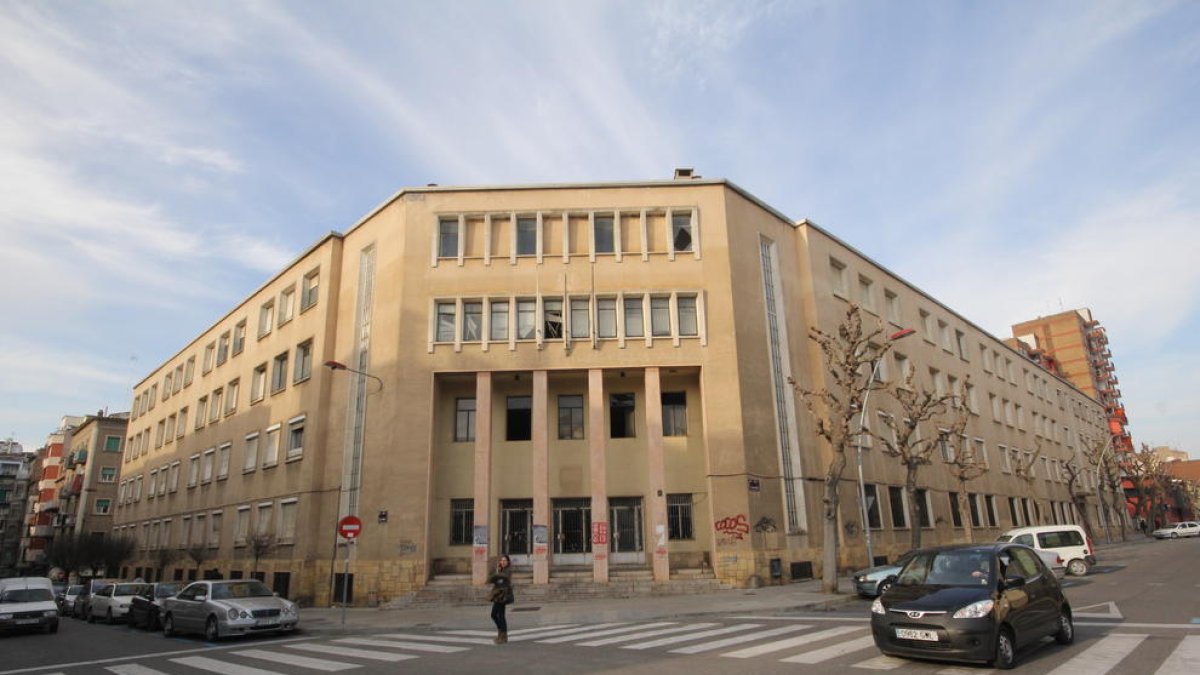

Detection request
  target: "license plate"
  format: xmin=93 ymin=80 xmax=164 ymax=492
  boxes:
xmin=255 ymin=620 xmax=280 ymax=628
xmin=896 ymin=628 xmax=939 ymax=641
xmin=16 ymin=619 xmax=41 ymax=625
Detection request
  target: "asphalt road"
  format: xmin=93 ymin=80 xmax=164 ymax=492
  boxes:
xmin=3 ymin=537 xmax=1197 ymax=675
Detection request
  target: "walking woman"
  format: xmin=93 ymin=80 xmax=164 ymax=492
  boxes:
xmin=488 ymin=554 xmax=514 ymax=644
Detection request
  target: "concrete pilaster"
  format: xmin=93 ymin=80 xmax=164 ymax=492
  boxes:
xmin=645 ymin=367 xmax=670 ymax=581
xmin=471 ymin=372 xmax=492 ymax=586
xmin=532 ymin=370 xmax=550 ymax=584
xmin=589 ymin=368 xmax=609 ymax=582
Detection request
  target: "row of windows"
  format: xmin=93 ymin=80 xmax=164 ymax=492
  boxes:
xmin=454 ymin=392 xmax=688 ymax=442
xmin=125 ymin=340 xmax=314 ymax=463
xmin=829 ymin=255 xmax=1105 ymax=429
xmin=434 ymin=208 xmax=698 ymax=265
xmin=433 ymin=293 xmax=702 ymax=346
xmin=113 ymin=498 xmax=300 ymax=551
xmin=130 ymin=268 xmax=320 ymax=421
xmin=446 ymin=495 xmax=695 ymax=546
xmin=118 ymin=415 xmax=306 ymax=506
xmin=859 ymin=485 xmax=1079 ymax=531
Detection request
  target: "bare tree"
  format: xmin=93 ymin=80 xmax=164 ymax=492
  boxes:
xmin=152 ymin=547 xmax=178 ymax=582
xmin=878 ymin=372 xmax=955 ymax=550
xmin=1099 ymin=447 xmax=1130 ymax=540
xmin=248 ymin=532 xmax=276 ymax=576
xmin=46 ymin=532 xmax=90 ymax=581
xmin=1126 ymin=443 xmax=1167 ymax=533
xmin=796 ymin=304 xmax=896 ymax=593
xmin=1061 ymin=455 xmax=1096 ymax=542
xmin=941 ymin=395 xmax=986 ymax=542
xmin=99 ymin=537 xmax=138 ymax=578
xmin=185 ymin=545 xmax=213 ymax=578
xmin=1077 ymin=433 xmax=1119 ymax=542
xmin=1012 ymin=440 xmax=1043 ymax=487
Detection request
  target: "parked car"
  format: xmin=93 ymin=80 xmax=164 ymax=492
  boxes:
xmin=57 ymin=585 xmax=84 ymax=616
xmin=997 ymin=524 xmax=1095 ymax=576
xmin=871 ymin=544 xmax=1073 ymax=669
xmin=161 ymin=580 xmax=299 ymax=641
xmin=89 ymin=582 xmax=148 ymax=624
xmin=0 ymin=577 xmax=60 ymax=634
xmin=1152 ymin=521 xmax=1200 ymax=539
xmin=1035 ymin=549 xmax=1067 ymax=579
xmin=853 ymin=551 xmax=916 ymax=597
xmin=71 ymin=579 xmax=118 ymax=619
xmin=129 ymin=582 xmax=182 ymax=630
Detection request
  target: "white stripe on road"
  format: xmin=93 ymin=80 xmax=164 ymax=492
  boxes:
xmin=442 ymin=624 xmax=577 ymax=637
xmin=1045 ymin=634 xmax=1148 ymax=675
xmin=107 ymin=666 xmax=169 ymax=675
xmin=538 ymin=622 xmax=677 ymax=643
xmin=577 ymin=623 xmax=721 ymax=647
xmin=936 ymin=668 xmax=995 ymax=675
xmin=171 ymin=656 xmax=285 ymax=675
xmin=509 ymin=623 xmax=631 ymax=642
xmin=622 ymin=624 xmax=763 ymax=650
xmin=372 ymin=633 xmax=492 ymax=645
xmin=852 ymin=655 xmax=908 ymax=670
xmin=285 ymin=644 xmax=417 ymax=662
xmin=781 ymin=635 xmax=877 ymax=663
xmin=1154 ymin=635 xmax=1200 ymax=675
xmin=670 ymin=625 xmax=814 ymax=654
xmin=721 ymin=625 xmax=863 ymax=658
xmin=231 ymin=650 xmax=359 ymax=672
xmin=334 ymin=638 xmax=469 ymax=653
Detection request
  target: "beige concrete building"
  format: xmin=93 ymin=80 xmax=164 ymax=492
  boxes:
xmin=54 ymin=413 xmax=128 ymax=541
xmin=113 ymin=176 xmax=1109 ymax=605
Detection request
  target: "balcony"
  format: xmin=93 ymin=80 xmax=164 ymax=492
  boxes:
xmin=30 ymin=525 xmax=53 ymax=537
xmin=37 ymin=499 xmax=60 ymax=513
xmin=23 ymin=549 xmax=46 ymax=564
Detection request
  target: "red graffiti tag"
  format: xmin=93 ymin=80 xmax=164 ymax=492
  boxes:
xmin=714 ymin=514 xmax=751 ymax=540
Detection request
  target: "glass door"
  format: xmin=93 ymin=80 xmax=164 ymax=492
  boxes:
xmin=553 ymin=498 xmax=591 ymax=565
xmin=609 ymin=497 xmax=644 ymax=564
xmin=500 ymin=499 xmax=533 ymax=565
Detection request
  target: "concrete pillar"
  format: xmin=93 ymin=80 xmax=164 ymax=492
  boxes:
xmin=532 ymin=370 xmax=550 ymax=584
xmin=588 ymin=369 xmax=609 ymax=582
xmin=644 ymin=367 xmax=670 ymax=581
xmin=471 ymin=372 xmax=492 ymax=586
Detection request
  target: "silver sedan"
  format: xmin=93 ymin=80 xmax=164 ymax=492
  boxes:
xmin=161 ymin=580 xmax=299 ymax=641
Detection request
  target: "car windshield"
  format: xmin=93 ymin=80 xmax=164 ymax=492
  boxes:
xmin=115 ymin=584 xmax=146 ymax=596
xmin=897 ymin=550 xmax=994 ymax=587
xmin=211 ymin=581 xmax=274 ymax=600
xmin=0 ymin=588 xmax=54 ymax=603
xmin=155 ymin=583 xmax=181 ymax=598
xmin=67 ymin=585 xmax=84 ymax=594
xmin=995 ymin=535 xmax=1013 ymax=542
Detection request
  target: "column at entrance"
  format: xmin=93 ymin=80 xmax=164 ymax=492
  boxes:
xmin=471 ymin=372 xmax=493 ymax=586
xmin=644 ymin=367 xmax=670 ymax=581
xmin=531 ymin=370 xmax=550 ymax=584
xmin=588 ymin=368 xmax=609 ymax=582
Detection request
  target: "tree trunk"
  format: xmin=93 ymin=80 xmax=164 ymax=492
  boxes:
xmin=957 ymin=485 xmax=974 ymax=543
xmin=905 ymin=465 xmax=922 ymax=551
xmin=822 ymin=454 xmax=847 ymax=594
xmin=1072 ymin=492 xmax=1094 ymax=542
xmin=1096 ymin=484 xmax=1113 ymax=544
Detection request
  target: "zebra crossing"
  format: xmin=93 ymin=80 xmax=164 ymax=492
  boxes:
xmin=34 ymin=619 xmax=1200 ymax=674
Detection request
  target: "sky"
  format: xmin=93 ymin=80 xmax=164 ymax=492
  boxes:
xmin=1 ymin=1 xmax=1197 ymax=457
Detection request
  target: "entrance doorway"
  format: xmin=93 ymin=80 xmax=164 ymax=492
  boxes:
xmin=500 ymin=499 xmax=533 ymax=565
xmin=609 ymin=497 xmax=644 ymax=564
xmin=553 ymin=498 xmax=592 ymax=565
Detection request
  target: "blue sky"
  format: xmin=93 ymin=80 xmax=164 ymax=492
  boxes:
xmin=1 ymin=1 xmax=1197 ymax=457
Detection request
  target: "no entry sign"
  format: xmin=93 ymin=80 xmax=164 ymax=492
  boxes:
xmin=337 ymin=515 xmax=363 ymax=539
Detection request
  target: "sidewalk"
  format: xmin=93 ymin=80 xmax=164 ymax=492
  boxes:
xmin=298 ymin=576 xmax=864 ymax=636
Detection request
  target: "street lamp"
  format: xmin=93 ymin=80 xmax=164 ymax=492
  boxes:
xmin=857 ymin=327 xmax=915 ymax=568
xmin=323 ymin=359 xmax=382 ymax=618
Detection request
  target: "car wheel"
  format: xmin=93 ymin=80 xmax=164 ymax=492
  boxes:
xmin=107 ymin=609 xmax=115 ymax=625
xmin=1054 ymin=611 xmax=1074 ymax=645
xmin=205 ymin=616 xmax=220 ymax=642
xmin=992 ymin=627 xmax=1017 ymax=670
xmin=877 ymin=579 xmax=894 ymax=596
xmin=149 ymin=611 xmax=161 ymax=632
xmin=1170 ymin=532 xmax=1178 ymax=539
xmin=1067 ymin=558 xmax=1089 ymax=576
xmin=87 ymin=611 xmax=95 ymax=624
xmin=162 ymin=613 xmax=175 ymax=637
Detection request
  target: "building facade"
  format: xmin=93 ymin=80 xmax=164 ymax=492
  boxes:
xmin=113 ymin=177 xmax=1109 ymax=605
xmin=54 ymin=414 xmax=128 ymax=541
xmin=1 ymin=445 xmax=33 ymax=576
xmin=19 ymin=417 xmax=83 ymax=573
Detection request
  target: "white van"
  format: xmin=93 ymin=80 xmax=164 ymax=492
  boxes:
xmin=997 ymin=524 xmax=1096 ymax=576
xmin=0 ymin=577 xmax=60 ymax=634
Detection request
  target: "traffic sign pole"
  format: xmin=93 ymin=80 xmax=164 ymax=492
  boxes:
xmin=335 ymin=515 xmax=364 ymax=625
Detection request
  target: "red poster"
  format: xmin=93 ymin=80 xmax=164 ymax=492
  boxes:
xmin=592 ymin=521 xmax=609 ymax=545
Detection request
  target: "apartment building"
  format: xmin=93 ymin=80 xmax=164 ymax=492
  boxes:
xmin=20 ymin=417 xmax=82 ymax=573
xmin=55 ymin=414 xmax=128 ymax=540
xmin=1 ymin=444 xmax=33 ymax=576
xmin=113 ymin=175 xmax=1109 ymax=605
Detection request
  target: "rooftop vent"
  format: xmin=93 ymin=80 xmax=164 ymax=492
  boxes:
xmin=673 ymin=167 xmax=696 ymax=180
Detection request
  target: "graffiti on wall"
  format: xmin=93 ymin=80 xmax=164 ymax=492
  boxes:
xmin=714 ymin=514 xmax=751 ymax=543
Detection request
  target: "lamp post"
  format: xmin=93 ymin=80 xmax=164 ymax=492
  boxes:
xmin=856 ymin=328 xmax=915 ymax=568
xmin=323 ymin=359 xmax=382 ymax=618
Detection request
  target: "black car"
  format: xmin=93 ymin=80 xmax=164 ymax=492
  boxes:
xmin=870 ymin=543 xmax=1073 ymax=670
xmin=128 ymin=582 xmax=182 ymax=630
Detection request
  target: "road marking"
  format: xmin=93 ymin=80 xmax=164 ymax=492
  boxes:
xmin=621 ymin=624 xmax=762 ymax=650
xmin=0 ymin=638 xmax=314 ymax=675
xmin=333 ymin=638 xmax=469 ymax=653
xmin=1045 ymin=634 xmax=1148 ymax=675
xmin=1074 ymin=601 xmax=1123 ymax=620
xmin=107 ymin=667 xmax=169 ymax=675
xmin=936 ymin=668 xmax=995 ymax=675
xmin=442 ymin=624 xmax=578 ymax=636
xmin=1154 ymin=635 xmax=1200 ymax=675
xmin=372 ymin=632 xmax=492 ymax=645
xmin=171 ymin=656 xmax=285 ymax=675
xmin=577 ymin=623 xmax=722 ymax=647
xmin=231 ymin=650 xmax=358 ymax=672
xmin=782 ymin=635 xmax=877 ymax=663
xmin=851 ymin=655 xmax=908 ymax=670
xmin=538 ymin=622 xmax=677 ymax=643
xmin=509 ymin=623 xmax=630 ymax=641
xmin=721 ymin=626 xmax=863 ymax=658
xmin=730 ymin=615 xmax=871 ymax=623
xmin=285 ymin=644 xmax=417 ymax=662
xmin=1076 ymin=622 xmax=1200 ymax=629
xmin=670 ymin=625 xmax=813 ymax=654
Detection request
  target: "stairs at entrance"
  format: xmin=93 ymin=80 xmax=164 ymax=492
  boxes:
xmin=384 ymin=567 xmax=731 ymax=609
